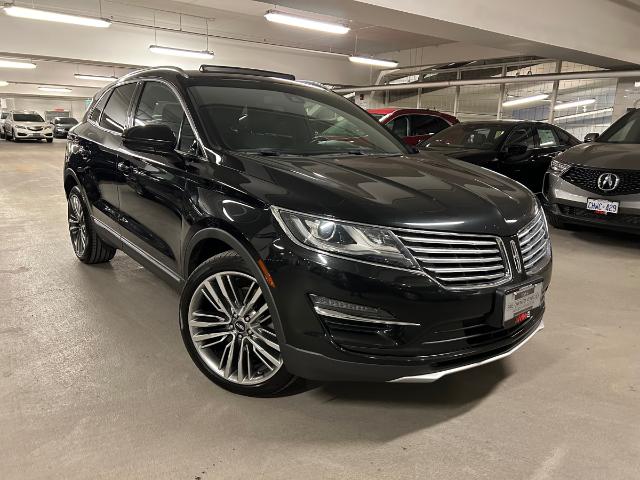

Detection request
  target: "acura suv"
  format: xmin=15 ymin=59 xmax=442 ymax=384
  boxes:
xmin=63 ymin=66 xmax=552 ymax=396
xmin=543 ymin=108 xmax=640 ymax=233
xmin=3 ymin=110 xmax=53 ymax=142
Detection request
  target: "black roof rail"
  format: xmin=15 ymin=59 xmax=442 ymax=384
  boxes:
xmin=199 ymin=65 xmax=295 ymax=81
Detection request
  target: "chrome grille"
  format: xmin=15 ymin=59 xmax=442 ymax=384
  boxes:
xmin=395 ymin=230 xmax=509 ymax=289
xmin=517 ymin=213 xmax=551 ymax=273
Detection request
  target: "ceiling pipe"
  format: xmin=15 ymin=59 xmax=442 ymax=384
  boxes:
xmin=334 ymin=70 xmax=640 ymax=94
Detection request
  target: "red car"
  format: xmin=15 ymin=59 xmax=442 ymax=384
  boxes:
xmin=368 ymin=107 xmax=459 ymax=146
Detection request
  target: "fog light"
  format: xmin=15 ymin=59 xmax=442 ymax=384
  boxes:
xmin=309 ymin=294 xmax=419 ymax=326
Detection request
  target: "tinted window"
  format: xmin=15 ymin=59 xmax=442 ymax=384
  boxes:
xmin=386 ymin=115 xmax=409 ymax=137
xmin=505 ymin=126 xmax=535 ymax=149
xmin=56 ymin=117 xmax=78 ymax=125
xmin=1 ymin=113 xmax=7 ymax=119
xmin=99 ymin=83 xmax=136 ymax=133
xmin=424 ymin=123 xmax=507 ymax=150
xmin=599 ymin=110 xmax=640 ymax=144
xmin=189 ymin=84 xmax=407 ymax=155
xmin=554 ymin=127 xmax=576 ymax=145
xmin=13 ymin=113 xmax=44 ymax=122
xmin=536 ymin=127 xmax=560 ymax=147
xmin=178 ymin=115 xmax=197 ymax=152
xmin=89 ymin=91 xmax=110 ymax=123
xmin=134 ymin=82 xmax=183 ymax=138
xmin=409 ymin=115 xmax=449 ymax=136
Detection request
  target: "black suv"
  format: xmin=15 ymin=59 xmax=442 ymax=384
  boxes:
xmin=64 ymin=66 xmax=552 ymax=396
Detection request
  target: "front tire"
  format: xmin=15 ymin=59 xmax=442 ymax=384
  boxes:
xmin=67 ymin=186 xmax=116 ymax=264
xmin=179 ymin=252 xmax=298 ymax=396
xmin=546 ymin=211 xmax=565 ymax=230
xmin=46 ymin=138 xmax=53 ymax=143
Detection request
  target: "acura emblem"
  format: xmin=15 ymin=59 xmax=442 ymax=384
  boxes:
xmin=597 ymin=173 xmax=620 ymax=192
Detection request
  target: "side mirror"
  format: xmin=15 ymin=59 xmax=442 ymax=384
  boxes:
xmin=506 ymin=144 xmax=528 ymax=156
xmin=122 ymin=124 xmax=176 ymax=154
xmin=584 ymin=132 xmax=599 ymax=143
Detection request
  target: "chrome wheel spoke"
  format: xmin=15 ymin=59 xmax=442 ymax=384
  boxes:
xmin=187 ymin=270 xmax=283 ymax=385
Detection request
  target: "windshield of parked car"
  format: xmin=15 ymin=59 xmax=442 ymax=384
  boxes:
xmin=597 ymin=109 xmax=640 ymax=144
xmin=13 ymin=113 xmax=44 ymax=122
xmin=421 ymin=123 xmax=508 ymax=150
xmin=55 ymin=117 xmax=78 ymax=125
xmin=1 ymin=113 xmax=7 ymax=120
xmin=188 ymin=83 xmax=409 ymax=156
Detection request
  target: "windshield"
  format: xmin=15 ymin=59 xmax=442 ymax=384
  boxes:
xmin=1 ymin=113 xmax=7 ymax=120
xmin=598 ymin=109 xmax=640 ymax=144
xmin=188 ymin=84 xmax=408 ymax=156
xmin=421 ymin=123 xmax=508 ymax=150
xmin=56 ymin=117 xmax=78 ymax=125
xmin=14 ymin=113 xmax=44 ymax=122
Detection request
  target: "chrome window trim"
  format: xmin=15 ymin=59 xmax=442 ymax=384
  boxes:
xmin=271 ymin=206 xmax=516 ymax=291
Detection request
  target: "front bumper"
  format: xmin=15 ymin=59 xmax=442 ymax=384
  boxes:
xmin=542 ymin=172 xmax=640 ymax=233
xmin=265 ymin=233 xmax=551 ymax=382
xmin=15 ymin=129 xmax=53 ymax=139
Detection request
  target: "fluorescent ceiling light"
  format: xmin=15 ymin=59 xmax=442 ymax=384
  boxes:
xmin=149 ymin=45 xmax=214 ymax=59
xmin=39 ymin=86 xmax=72 ymax=92
xmin=74 ymin=73 xmax=117 ymax=82
xmin=349 ymin=56 xmax=399 ymax=68
xmin=0 ymin=80 xmax=8 ymax=87
xmin=0 ymin=59 xmax=36 ymax=69
xmin=502 ymin=94 xmax=549 ymax=107
xmin=554 ymin=107 xmax=613 ymax=122
xmin=4 ymin=6 xmax=111 ymax=28
xmin=554 ymin=98 xmax=596 ymax=110
xmin=264 ymin=10 xmax=349 ymax=34
xmin=343 ymin=92 xmax=355 ymax=98
xmin=635 ymin=81 xmax=640 ymax=88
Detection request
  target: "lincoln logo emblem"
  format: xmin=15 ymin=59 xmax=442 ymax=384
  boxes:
xmin=597 ymin=173 xmax=620 ymax=192
xmin=510 ymin=240 xmax=522 ymax=274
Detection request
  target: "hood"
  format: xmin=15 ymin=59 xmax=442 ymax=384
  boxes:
xmin=227 ymin=151 xmax=537 ymax=237
xmin=558 ymin=142 xmax=640 ymax=170
xmin=15 ymin=121 xmax=48 ymax=127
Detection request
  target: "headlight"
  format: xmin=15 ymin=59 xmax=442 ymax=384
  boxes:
xmin=15 ymin=124 xmax=25 ymax=129
xmin=549 ymin=159 xmax=571 ymax=175
xmin=272 ymin=207 xmax=419 ymax=270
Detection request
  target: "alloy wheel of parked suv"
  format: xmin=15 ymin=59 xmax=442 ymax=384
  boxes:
xmin=180 ymin=253 xmax=296 ymax=396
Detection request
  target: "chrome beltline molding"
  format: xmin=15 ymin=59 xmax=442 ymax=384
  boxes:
xmin=389 ymin=320 xmax=544 ymax=383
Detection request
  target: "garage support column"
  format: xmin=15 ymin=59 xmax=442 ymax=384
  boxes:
xmin=453 ymin=70 xmax=461 ymax=117
xmin=416 ymin=87 xmax=422 ymax=108
xmin=497 ymin=65 xmax=507 ymax=119
xmin=547 ymin=60 xmax=563 ymax=123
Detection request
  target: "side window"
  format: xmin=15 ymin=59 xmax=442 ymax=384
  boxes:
xmin=536 ymin=127 xmax=560 ymax=147
xmin=177 ymin=114 xmax=197 ymax=152
xmin=386 ymin=115 xmax=409 ymax=137
xmin=90 ymin=92 xmax=110 ymax=123
xmin=134 ymin=82 xmax=183 ymax=139
xmin=99 ymin=83 xmax=136 ymax=133
xmin=409 ymin=115 xmax=449 ymax=136
xmin=505 ymin=127 xmax=535 ymax=149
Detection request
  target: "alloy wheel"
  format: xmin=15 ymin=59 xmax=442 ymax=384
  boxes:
xmin=68 ymin=194 xmax=88 ymax=257
xmin=187 ymin=271 xmax=283 ymax=385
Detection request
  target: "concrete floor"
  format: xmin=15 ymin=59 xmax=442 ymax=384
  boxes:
xmin=0 ymin=140 xmax=639 ymax=480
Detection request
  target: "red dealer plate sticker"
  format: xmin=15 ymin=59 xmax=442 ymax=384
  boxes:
xmin=503 ymin=281 xmax=543 ymax=325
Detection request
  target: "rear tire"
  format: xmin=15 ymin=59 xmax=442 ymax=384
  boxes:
xmin=180 ymin=251 xmax=299 ymax=397
xmin=67 ymin=186 xmax=116 ymax=264
xmin=46 ymin=138 xmax=53 ymax=143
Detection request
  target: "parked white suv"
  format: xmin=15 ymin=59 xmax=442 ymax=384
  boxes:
xmin=3 ymin=111 xmax=53 ymax=143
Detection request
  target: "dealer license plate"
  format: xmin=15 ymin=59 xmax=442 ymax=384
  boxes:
xmin=587 ymin=198 xmax=618 ymax=214
xmin=503 ymin=281 xmax=543 ymax=325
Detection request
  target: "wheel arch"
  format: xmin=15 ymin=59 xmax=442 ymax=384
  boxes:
xmin=63 ymin=168 xmax=81 ymax=197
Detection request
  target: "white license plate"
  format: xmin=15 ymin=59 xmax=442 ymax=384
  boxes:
xmin=503 ymin=282 xmax=543 ymax=324
xmin=587 ymin=198 xmax=619 ymax=214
